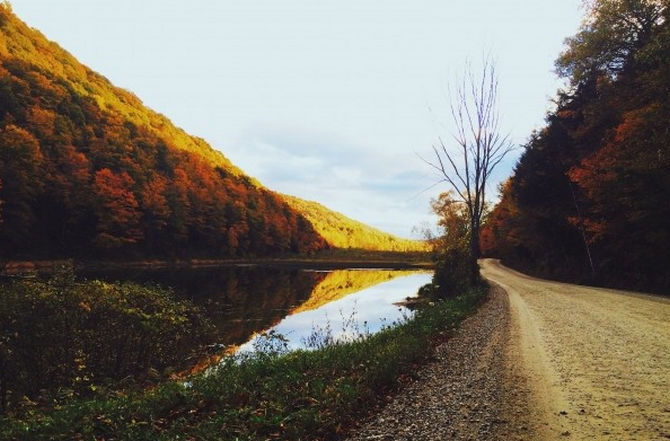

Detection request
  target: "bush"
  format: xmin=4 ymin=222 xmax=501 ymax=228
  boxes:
xmin=422 ymin=246 xmax=482 ymax=300
xmin=0 ymin=270 xmax=214 ymax=413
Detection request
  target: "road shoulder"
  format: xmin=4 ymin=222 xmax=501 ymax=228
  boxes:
xmin=345 ymin=284 xmax=517 ymax=440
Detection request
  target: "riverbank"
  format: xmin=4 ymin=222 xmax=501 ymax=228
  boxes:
xmin=0 ymin=250 xmax=433 ymax=276
xmin=346 ymin=283 xmax=515 ymax=440
xmin=0 ymin=286 xmax=486 ymax=441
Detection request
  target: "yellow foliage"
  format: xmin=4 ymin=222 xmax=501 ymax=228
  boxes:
xmin=0 ymin=7 xmax=247 ymax=178
xmin=291 ymin=269 xmax=414 ymax=314
xmin=283 ymin=195 xmax=428 ymax=252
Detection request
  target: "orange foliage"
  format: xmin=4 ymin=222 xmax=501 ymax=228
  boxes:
xmin=92 ymin=169 xmax=142 ymax=249
xmin=140 ymin=175 xmax=171 ymax=228
xmin=0 ymin=8 xmax=331 ymax=258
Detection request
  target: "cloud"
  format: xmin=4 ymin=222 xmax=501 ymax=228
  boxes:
xmin=227 ymin=122 xmax=437 ymax=237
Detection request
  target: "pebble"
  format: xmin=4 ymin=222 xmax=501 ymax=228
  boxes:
xmin=345 ymin=286 xmax=518 ymax=441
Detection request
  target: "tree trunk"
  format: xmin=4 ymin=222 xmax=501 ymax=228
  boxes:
xmin=469 ymin=221 xmax=481 ymax=285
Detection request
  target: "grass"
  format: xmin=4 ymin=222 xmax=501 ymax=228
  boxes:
xmin=0 ymin=285 xmax=487 ymax=441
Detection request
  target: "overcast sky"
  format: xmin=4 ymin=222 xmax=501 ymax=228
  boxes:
xmin=10 ymin=1 xmax=583 ymax=238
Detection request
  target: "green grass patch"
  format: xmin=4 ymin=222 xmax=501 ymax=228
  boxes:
xmin=0 ymin=285 xmax=487 ymax=441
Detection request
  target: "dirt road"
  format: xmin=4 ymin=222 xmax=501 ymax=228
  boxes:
xmin=481 ymin=259 xmax=670 ymax=440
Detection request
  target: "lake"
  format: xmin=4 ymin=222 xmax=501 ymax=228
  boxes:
xmin=83 ymin=265 xmax=432 ymax=352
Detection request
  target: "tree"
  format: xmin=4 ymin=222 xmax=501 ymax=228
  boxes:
xmin=0 ymin=124 xmax=44 ymax=252
xmin=557 ymin=0 xmax=666 ymax=84
xmin=421 ymin=191 xmax=473 ymax=299
xmin=91 ymin=168 xmax=142 ymax=250
xmin=429 ymin=191 xmax=470 ymax=253
xmin=424 ymin=59 xmax=514 ymax=283
xmin=139 ymin=175 xmax=171 ymax=252
xmin=485 ymin=0 xmax=670 ymax=291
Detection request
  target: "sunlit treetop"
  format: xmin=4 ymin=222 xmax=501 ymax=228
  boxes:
xmin=557 ymin=0 xmax=667 ymax=84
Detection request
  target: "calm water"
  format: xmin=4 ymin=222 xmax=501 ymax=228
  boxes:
xmin=239 ymin=271 xmax=432 ymax=352
xmin=83 ymin=265 xmax=432 ymax=351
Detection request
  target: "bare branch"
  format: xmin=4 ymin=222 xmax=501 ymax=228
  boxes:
xmin=424 ymin=56 xmax=515 ymax=260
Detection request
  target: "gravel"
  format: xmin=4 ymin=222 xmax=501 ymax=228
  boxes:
xmin=482 ymin=258 xmax=670 ymax=440
xmin=344 ymin=285 xmax=523 ymax=441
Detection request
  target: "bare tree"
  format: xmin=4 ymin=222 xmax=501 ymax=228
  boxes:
xmin=424 ymin=59 xmax=514 ymax=280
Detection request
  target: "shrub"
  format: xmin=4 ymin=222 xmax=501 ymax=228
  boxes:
xmin=0 ymin=284 xmax=488 ymax=440
xmin=0 ymin=270 xmax=214 ymax=413
xmin=421 ymin=246 xmax=482 ymax=300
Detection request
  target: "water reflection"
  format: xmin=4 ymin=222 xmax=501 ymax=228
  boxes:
xmin=82 ymin=266 xmax=431 ymax=351
xmin=82 ymin=266 xmax=324 ymax=346
xmin=293 ymin=269 xmax=418 ymax=313
xmin=241 ymin=272 xmax=432 ymax=352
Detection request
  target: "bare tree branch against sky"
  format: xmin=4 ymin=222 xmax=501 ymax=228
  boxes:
xmin=423 ymin=58 xmax=514 ymax=263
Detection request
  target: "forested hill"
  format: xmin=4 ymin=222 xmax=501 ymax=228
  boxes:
xmin=284 ymin=195 xmax=426 ymax=252
xmin=0 ymin=5 xmax=418 ymax=260
xmin=482 ymin=0 xmax=670 ymax=293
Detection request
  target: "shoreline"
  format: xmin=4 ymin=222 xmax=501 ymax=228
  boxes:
xmin=1 ymin=255 xmax=434 ymax=276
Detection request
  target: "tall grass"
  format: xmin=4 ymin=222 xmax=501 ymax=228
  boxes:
xmin=0 ymin=286 xmax=487 ymax=441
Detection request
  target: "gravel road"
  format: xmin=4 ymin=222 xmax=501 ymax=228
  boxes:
xmin=482 ymin=259 xmax=670 ymax=440
xmin=345 ymin=259 xmax=670 ymax=440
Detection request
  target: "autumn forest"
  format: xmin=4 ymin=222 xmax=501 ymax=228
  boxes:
xmin=482 ymin=0 xmax=670 ymax=293
xmin=0 ymin=4 xmax=423 ymax=262
xmin=0 ymin=1 xmax=669 ymax=293
xmin=1 ymin=0 xmax=670 ymax=437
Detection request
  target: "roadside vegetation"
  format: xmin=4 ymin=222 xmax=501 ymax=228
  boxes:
xmin=0 ymin=273 xmax=486 ymax=441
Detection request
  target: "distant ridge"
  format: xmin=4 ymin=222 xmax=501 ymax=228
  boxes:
xmin=283 ymin=195 xmax=426 ymax=252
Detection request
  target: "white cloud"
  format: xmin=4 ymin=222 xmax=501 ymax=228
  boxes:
xmin=223 ymin=122 xmax=437 ymax=236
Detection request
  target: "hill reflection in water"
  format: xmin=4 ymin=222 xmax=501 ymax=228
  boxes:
xmin=240 ymin=270 xmax=432 ymax=352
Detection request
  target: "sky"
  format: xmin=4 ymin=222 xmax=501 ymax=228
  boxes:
xmin=10 ymin=0 xmax=584 ymax=238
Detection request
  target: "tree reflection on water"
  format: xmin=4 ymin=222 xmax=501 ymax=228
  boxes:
xmin=83 ymin=266 xmax=431 ymax=351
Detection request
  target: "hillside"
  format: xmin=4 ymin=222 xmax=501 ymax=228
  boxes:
xmin=482 ymin=0 xmax=670 ymax=293
xmin=0 ymin=5 xmax=418 ymax=260
xmin=284 ymin=195 xmax=426 ymax=252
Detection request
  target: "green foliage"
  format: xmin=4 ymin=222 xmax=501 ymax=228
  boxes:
xmin=423 ymin=247 xmax=479 ymax=300
xmin=557 ymin=0 xmax=665 ymax=84
xmin=0 ymin=269 xmax=214 ymax=413
xmin=283 ymin=195 xmax=428 ymax=252
xmin=0 ymin=285 xmax=487 ymax=441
